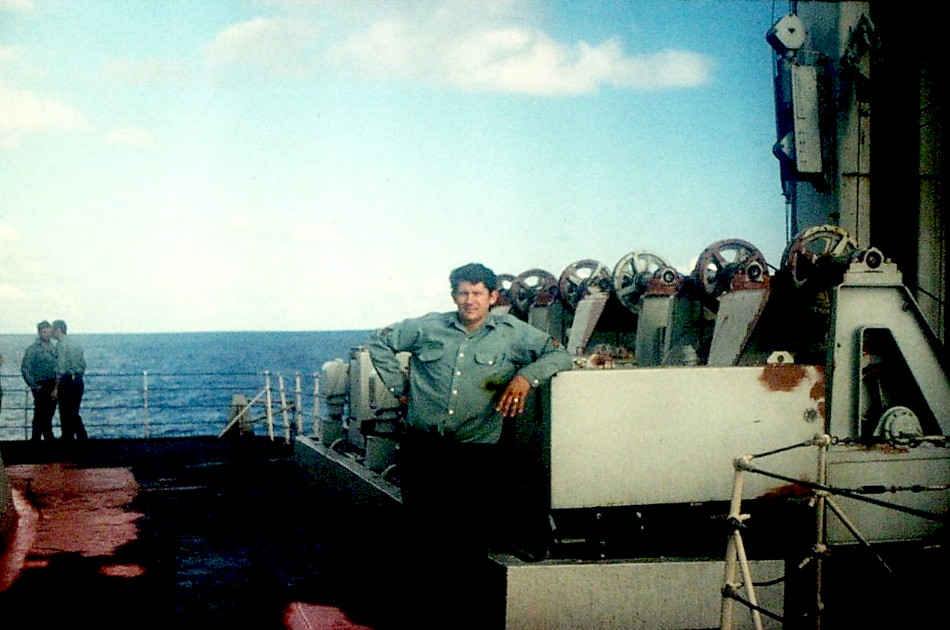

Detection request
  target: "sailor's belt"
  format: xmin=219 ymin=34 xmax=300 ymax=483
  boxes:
xmin=405 ymin=425 xmax=443 ymax=437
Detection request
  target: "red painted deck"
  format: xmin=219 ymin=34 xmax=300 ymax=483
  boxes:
xmin=283 ymin=602 xmax=374 ymax=630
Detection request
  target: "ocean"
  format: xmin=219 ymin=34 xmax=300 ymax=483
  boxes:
xmin=0 ymin=330 xmax=372 ymax=441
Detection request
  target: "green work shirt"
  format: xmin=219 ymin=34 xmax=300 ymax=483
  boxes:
xmin=21 ymin=340 xmax=57 ymax=389
xmin=368 ymin=311 xmax=573 ymax=444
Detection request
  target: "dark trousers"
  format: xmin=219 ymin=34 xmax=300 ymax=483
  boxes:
xmin=31 ymin=381 xmax=58 ymax=441
xmin=58 ymin=376 xmax=87 ymax=440
xmin=399 ymin=432 xmax=508 ymax=558
xmin=393 ymin=433 xmax=516 ymax=629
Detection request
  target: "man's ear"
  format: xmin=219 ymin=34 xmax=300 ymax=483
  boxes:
xmin=489 ymin=290 xmax=500 ymax=306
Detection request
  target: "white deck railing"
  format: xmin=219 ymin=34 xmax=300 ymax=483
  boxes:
xmin=0 ymin=370 xmax=321 ymax=441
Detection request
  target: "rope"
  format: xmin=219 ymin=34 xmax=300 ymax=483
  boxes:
xmin=739 ymin=459 xmax=946 ymax=522
xmin=722 ymin=584 xmax=785 ymax=623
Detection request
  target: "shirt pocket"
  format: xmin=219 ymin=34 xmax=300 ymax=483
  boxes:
xmin=474 ymin=351 xmax=515 ymax=379
xmin=474 ymin=351 xmax=505 ymax=368
xmin=474 ymin=351 xmax=514 ymax=393
xmin=416 ymin=342 xmax=445 ymax=363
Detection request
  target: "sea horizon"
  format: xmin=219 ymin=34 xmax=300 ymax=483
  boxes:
xmin=0 ymin=329 xmax=374 ymax=440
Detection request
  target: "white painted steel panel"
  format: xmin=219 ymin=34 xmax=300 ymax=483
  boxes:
xmin=791 ymin=64 xmax=822 ymax=173
xmin=499 ymin=556 xmax=784 ymax=630
xmin=826 ymin=447 xmax=950 ymax=544
xmin=549 ymin=366 xmax=824 ymax=509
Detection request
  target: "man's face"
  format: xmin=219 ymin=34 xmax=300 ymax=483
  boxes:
xmin=39 ymin=326 xmax=52 ymax=341
xmin=453 ymin=281 xmax=498 ymax=330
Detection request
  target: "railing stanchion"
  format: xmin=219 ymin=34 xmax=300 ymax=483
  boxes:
xmin=279 ymin=373 xmax=290 ymax=443
xmin=264 ymin=371 xmax=274 ymax=441
xmin=142 ymin=370 xmax=151 ymax=439
xmin=23 ymin=386 xmax=30 ymax=441
xmin=294 ymin=372 xmax=303 ymax=437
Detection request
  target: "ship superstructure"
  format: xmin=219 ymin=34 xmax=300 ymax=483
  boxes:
xmin=297 ymin=3 xmax=949 ymax=628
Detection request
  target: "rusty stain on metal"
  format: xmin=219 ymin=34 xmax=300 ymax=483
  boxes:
xmin=759 ymin=482 xmax=812 ymax=499
xmin=759 ymin=363 xmax=808 ymax=391
xmin=810 ymin=366 xmax=826 ymax=419
xmin=809 ymin=366 xmax=826 ymax=400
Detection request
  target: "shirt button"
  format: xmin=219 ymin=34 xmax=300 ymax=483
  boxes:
xmin=448 ymin=409 xmax=454 ymax=415
xmin=459 ymin=352 xmax=465 ymax=357
xmin=456 ymin=370 xmax=461 ymax=376
xmin=452 ymin=389 xmax=458 ymax=395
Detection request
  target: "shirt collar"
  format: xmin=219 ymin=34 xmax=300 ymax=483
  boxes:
xmin=445 ymin=310 xmax=501 ymax=332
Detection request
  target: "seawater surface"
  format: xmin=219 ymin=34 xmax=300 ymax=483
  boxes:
xmin=0 ymin=330 xmax=371 ymax=440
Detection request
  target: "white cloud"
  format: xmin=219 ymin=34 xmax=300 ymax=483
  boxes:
xmin=0 ymin=85 xmax=89 ymax=148
xmin=225 ymin=213 xmax=256 ymax=232
xmin=611 ymin=48 xmax=713 ymax=91
xmin=0 ymin=44 xmax=22 ymax=65
xmin=442 ymin=30 xmax=674 ymax=95
xmin=100 ymin=58 xmax=191 ymax=86
xmin=331 ymin=19 xmax=421 ymax=80
xmin=105 ymin=126 xmax=156 ymax=148
xmin=291 ymin=222 xmax=342 ymax=245
xmin=0 ymin=226 xmax=46 ymax=310
xmin=204 ymin=17 xmax=322 ymax=78
xmin=0 ymin=282 xmax=25 ymax=300
xmin=0 ymin=0 xmax=34 ymax=15
xmin=332 ymin=13 xmax=711 ymax=95
xmin=0 ymin=224 xmax=21 ymax=241
xmin=209 ymin=3 xmax=712 ymax=95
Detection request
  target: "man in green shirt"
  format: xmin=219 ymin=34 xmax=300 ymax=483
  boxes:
xmin=368 ymin=263 xmax=571 ymax=627
xmin=369 ymin=263 xmax=571 ymax=443
xmin=21 ymin=320 xmax=58 ymax=442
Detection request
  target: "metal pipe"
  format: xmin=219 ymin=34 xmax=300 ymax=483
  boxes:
xmin=142 ymin=370 xmax=150 ymax=439
xmin=814 ymin=435 xmax=829 ymax=630
xmin=279 ymin=373 xmax=290 ymax=443
xmin=217 ymin=388 xmax=267 ymax=437
xmin=721 ymin=456 xmax=751 ymax=630
xmin=22 ymin=387 xmax=29 ymax=441
xmin=294 ymin=373 xmax=303 ymax=436
xmin=264 ymin=371 xmax=274 ymax=442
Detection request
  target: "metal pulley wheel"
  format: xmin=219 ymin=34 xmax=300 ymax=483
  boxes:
xmin=876 ymin=406 xmax=924 ymax=442
xmin=691 ymin=239 xmax=767 ymax=299
xmin=495 ymin=273 xmax=515 ymax=307
xmin=558 ymin=259 xmax=612 ymax=311
xmin=612 ymin=251 xmax=670 ymax=310
xmin=509 ymin=269 xmax=559 ymax=316
xmin=781 ymin=224 xmax=859 ymax=288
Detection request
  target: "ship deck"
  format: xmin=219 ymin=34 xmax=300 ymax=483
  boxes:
xmin=0 ymin=437 xmax=380 ymax=630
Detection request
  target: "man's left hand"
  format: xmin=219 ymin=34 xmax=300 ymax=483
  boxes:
xmin=496 ymin=375 xmax=531 ymax=418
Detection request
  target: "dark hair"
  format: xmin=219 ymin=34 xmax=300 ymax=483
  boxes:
xmin=449 ymin=263 xmax=497 ymax=293
xmin=36 ymin=320 xmax=52 ymax=333
xmin=52 ymin=319 xmax=68 ymax=334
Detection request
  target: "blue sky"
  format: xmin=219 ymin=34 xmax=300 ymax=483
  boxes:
xmin=1 ymin=0 xmax=790 ymax=333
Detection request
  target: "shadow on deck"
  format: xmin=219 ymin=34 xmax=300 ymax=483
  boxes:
xmin=0 ymin=437 xmax=363 ymax=630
